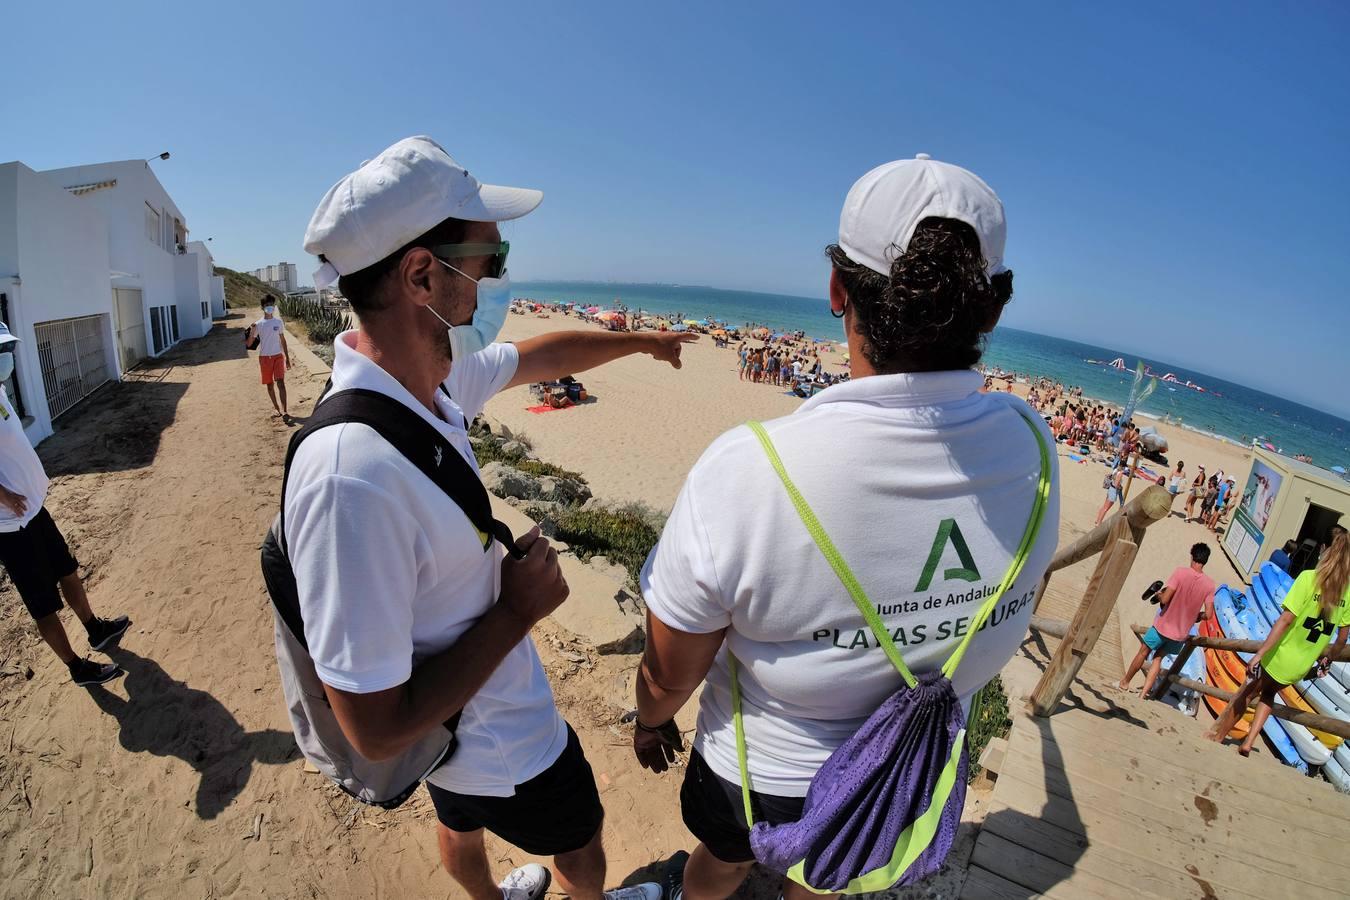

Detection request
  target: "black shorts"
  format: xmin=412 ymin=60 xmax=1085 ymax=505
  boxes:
xmin=680 ymin=748 xmax=805 ymax=863
xmin=0 ymin=507 xmax=78 ymax=620
xmin=426 ymin=724 xmax=603 ymax=857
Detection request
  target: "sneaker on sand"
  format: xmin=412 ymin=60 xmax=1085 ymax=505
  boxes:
xmin=86 ymin=615 xmax=131 ymax=652
xmin=68 ymin=658 xmax=123 ymax=686
xmin=603 ymin=884 xmax=661 ymax=900
xmin=662 ymin=850 xmax=689 ymax=900
xmin=499 ymin=863 xmax=551 ymax=900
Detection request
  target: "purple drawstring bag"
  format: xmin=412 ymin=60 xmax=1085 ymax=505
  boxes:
xmin=730 ymin=417 xmax=1051 ymax=894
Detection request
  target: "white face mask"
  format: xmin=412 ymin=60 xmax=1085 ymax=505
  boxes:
xmin=429 ymin=260 xmax=512 ymax=361
xmin=263 ymin=306 xmax=276 ymax=317
xmin=0 ymin=354 xmax=12 ymax=382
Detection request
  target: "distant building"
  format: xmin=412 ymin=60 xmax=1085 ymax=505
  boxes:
xmin=0 ymin=157 xmax=216 ymax=445
xmin=249 ymin=262 xmax=298 ymax=294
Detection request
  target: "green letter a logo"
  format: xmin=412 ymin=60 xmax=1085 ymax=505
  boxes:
xmin=914 ymin=518 xmax=981 ymax=592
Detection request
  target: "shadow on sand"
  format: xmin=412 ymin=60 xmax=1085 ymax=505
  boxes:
xmin=82 ymin=646 xmax=295 ymax=820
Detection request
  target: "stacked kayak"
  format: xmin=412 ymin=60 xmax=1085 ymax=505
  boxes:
xmin=1211 ymin=588 xmax=1308 ymax=772
xmin=1158 ymin=623 xmax=1205 ymax=716
xmin=1243 ymin=563 xmax=1349 ymax=791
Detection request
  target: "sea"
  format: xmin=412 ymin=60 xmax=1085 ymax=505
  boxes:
xmin=516 ymin=280 xmax=1350 ymax=470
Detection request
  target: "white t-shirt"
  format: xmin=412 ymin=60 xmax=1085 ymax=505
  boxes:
xmin=642 ymin=370 xmax=1060 ymax=797
xmin=253 ymin=317 xmax=286 ymax=357
xmin=0 ymin=384 xmax=48 ymax=533
xmin=284 ymin=332 xmax=566 ymax=797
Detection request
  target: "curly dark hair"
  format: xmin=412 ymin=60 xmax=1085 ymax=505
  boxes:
xmin=827 ymin=217 xmax=1013 ymax=372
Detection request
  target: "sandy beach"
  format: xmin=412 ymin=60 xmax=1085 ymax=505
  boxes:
xmin=0 ymin=311 xmax=1270 ymax=898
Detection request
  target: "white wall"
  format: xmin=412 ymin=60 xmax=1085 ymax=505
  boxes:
xmin=0 ymin=162 xmax=114 ymax=444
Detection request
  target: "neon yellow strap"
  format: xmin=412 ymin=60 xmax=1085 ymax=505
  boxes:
xmin=745 ymin=421 xmax=917 ymax=687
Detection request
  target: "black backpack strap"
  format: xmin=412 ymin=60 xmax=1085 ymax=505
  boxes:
xmin=277 ymin=388 xmax=521 ymax=561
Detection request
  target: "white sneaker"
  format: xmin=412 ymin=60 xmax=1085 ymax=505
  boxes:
xmin=499 ymin=863 xmax=551 ymax=900
xmin=603 ymin=884 xmax=661 ymax=900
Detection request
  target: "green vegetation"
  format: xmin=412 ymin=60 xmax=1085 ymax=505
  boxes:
xmin=522 ymin=501 xmax=665 ymax=585
xmin=214 ymin=266 xmax=277 ymax=309
xmin=966 ymin=675 xmax=1011 ymax=782
xmin=276 ymin=294 xmax=351 ymax=346
xmin=472 ymin=438 xmax=588 ymax=483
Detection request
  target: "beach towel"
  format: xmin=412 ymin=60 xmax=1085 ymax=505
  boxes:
xmin=731 ymin=415 xmax=1051 ymax=894
xmin=526 ymin=403 xmax=577 ymax=414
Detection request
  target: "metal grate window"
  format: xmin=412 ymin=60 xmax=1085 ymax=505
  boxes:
xmin=33 ymin=315 xmax=110 ymax=420
xmin=170 ymin=307 xmax=179 ymax=342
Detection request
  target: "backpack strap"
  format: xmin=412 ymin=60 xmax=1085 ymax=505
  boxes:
xmin=278 ymin=388 xmax=520 ymax=561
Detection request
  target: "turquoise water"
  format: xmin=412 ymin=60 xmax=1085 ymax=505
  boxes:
xmin=517 ymin=280 xmax=1350 ymax=469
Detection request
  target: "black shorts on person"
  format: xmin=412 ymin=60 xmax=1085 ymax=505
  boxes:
xmin=426 ymin=724 xmax=604 ymax=856
xmin=0 ymin=507 xmax=79 ymax=620
xmin=681 ymin=748 xmax=805 ymax=864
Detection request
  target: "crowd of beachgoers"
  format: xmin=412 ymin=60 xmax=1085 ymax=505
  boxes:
xmin=987 ymin=371 xmax=1243 ymax=533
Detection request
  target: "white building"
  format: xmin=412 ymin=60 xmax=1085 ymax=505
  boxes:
xmin=249 ymin=261 xmax=298 ymax=294
xmin=41 ymin=159 xmax=214 ymax=364
xmin=0 ymin=156 xmax=216 ymax=445
xmin=0 ymin=162 xmax=118 ymax=444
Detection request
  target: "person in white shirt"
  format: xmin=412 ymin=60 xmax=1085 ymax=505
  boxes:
xmin=296 ymin=137 xmax=693 ymax=900
xmin=0 ymin=324 xmax=131 ymax=685
xmin=245 ymin=300 xmax=292 ymax=421
xmin=632 ymin=156 xmax=1060 ymax=900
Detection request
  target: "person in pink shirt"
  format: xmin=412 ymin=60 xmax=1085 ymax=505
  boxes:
xmin=1119 ymin=543 xmax=1215 ymax=696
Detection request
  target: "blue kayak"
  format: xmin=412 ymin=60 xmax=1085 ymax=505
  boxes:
xmin=1214 ymin=587 xmax=1308 ymax=773
xmin=1250 ymin=564 xmax=1350 ymax=718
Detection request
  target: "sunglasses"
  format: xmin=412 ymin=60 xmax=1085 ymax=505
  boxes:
xmin=431 ymin=241 xmax=510 ymax=280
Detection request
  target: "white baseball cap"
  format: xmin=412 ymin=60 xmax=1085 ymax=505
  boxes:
xmin=304 ymin=136 xmax=543 ymax=289
xmin=838 ymin=153 xmax=1007 ymax=277
xmin=0 ymin=322 xmax=19 ymax=346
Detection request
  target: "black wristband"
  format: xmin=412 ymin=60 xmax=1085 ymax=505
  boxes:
xmin=636 ymin=718 xmax=672 ymax=733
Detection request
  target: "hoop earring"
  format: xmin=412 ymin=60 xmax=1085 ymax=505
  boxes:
xmin=830 ymin=307 xmax=845 ymax=319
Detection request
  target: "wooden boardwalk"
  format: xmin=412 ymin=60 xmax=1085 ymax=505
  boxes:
xmin=962 ymin=691 xmax=1350 ymax=898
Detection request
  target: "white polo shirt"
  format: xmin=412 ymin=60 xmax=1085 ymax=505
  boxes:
xmin=284 ymin=332 xmax=566 ymax=797
xmin=253 ymin=317 xmax=286 ymax=357
xmin=0 ymin=384 xmax=48 ymax=533
xmin=641 ymin=370 xmax=1060 ymax=796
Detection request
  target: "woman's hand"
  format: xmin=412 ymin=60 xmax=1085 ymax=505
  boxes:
xmin=633 ymin=719 xmax=684 ymax=774
xmin=1247 ymin=658 xmax=1262 ymax=680
xmin=1313 ymin=655 xmax=1333 ymax=679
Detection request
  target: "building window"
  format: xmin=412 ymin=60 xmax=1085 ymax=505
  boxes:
xmin=170 ymin=307 xmax=179 ymax=342
xmin=150 ymin=307 xmax=164 ymax=354
xmin=201 ymin=301 xmax=209 ymax=319
xmin=145 ymin=203 xmax=160 ymax=245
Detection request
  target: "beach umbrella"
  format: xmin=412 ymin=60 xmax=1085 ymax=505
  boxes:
xmin=595 ymin=310 xmax=623 ymax=320
xmin=683 ymin=319 xmax=702 ymax=326
xmin=671 ymin=324 xmax=688 ymax=331
xmin=711 ymin=329 xmax=728 ymax=337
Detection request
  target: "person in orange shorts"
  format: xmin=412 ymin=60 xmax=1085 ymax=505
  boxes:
xmin=247 ymin=300 xmax=293 ymax=421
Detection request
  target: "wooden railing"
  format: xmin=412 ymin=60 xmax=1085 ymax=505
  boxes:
xmin=1028 ymin=485 xmax=1173 ymax=717
xmin=1132 ymin=626 xmax=1350 ymax=740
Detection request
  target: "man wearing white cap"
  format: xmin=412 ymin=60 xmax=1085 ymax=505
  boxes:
xmin=632 ymin=155 xmax=1059 ymax=899
xmin=0 ymin=324 xmax=131 ymax=686
xmin=292 ymin=137 xmax=689 ymax=900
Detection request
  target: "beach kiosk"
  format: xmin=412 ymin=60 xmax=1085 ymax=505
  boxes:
xmin=1223 ymin=447 xmax=1350 ymax=582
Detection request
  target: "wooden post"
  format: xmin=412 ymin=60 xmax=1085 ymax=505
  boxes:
xmin=1032 ymin=570 xmax=1051 ymax=614
xmin=1031 ymin=518 xmax=1138 ymax=717
xmin=1148 ymin=641 xmax=1197 ymax=701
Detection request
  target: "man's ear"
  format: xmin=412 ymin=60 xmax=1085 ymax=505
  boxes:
xmin=829 ymin=269 xmax=847 ymax=316
xmin=397 ymin=248 xmax=440 ymax=310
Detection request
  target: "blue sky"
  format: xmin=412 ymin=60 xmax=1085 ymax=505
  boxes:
xmin=5 ymin=1 xmax=1348 ymax=415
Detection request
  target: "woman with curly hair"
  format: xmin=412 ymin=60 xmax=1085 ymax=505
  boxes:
xmin=630 ymin=156 xmax=1060 ymax=899
xmin=1209 ymin=532 xmax=1350 ymax=755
